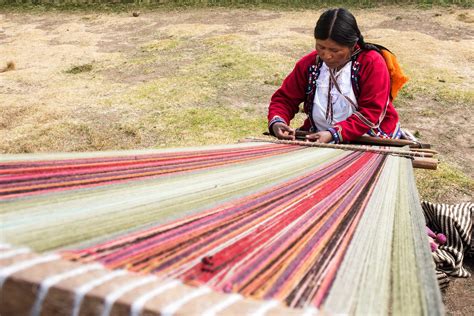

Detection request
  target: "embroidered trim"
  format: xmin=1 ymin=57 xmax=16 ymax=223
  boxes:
xmin=329 ymin=125 xmax=344 ymax=143
xmin=327 ymin=127 xmax=340 ymax=144
xmin=268 ymin=116 xmax=287 ymax=136
xmin=304 ymin=57 xmax=323 ymax=132
xmin=351 ymin=60 xmax=361 ymax=99
xmin=269 ymin=116 xmax=286 ymax=127
xmin=368 ymin=121 xmax=402 ymax=139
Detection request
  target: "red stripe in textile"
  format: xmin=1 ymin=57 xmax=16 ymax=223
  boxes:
xmin=62 ymin=151 xmax=386 ymax=308
xmin=180 ymin=153 xmax=374 ymax=285
xmin=62 ymin=150 xmax=356 ymax=263
xmin=0 ymin=144 xmax=301 ymax=200
xmin=0 ymin=145 xmax=287 ymax=176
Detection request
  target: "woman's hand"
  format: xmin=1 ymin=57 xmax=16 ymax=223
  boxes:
xmin=305 ymin=131 xmax=333 ymax=143
xmin=272 ymin=122 xmax=296 ymax=140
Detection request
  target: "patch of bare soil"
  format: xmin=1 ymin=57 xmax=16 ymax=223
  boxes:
xmin=443 ymin=257 xmax=474 ymax=315
xmin=375 ymin=9 xmax=473 ymax=41
xmin=398 ymin=96 xmax=473 ymax=178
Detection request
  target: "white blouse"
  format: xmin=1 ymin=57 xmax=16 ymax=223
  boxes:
xmin=312 ymin=61 xmax=358 ymax=131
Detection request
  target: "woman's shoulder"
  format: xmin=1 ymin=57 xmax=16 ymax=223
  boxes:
xmin=357 ymin=49 xmax=386 ymax=67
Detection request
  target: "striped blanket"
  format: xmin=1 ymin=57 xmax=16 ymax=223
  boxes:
xmin=422 ymin=201 xmax=474 ymax=278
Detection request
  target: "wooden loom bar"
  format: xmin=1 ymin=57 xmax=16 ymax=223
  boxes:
xmin=246 ymin=137 xmax=430 ymax=158
xmin=0 ymin=249 xmax=301 ymax=316
xmin=289 ymin=130 xmax=431 ymax=148
xmin=323 ymin=134 xmax=439 ymax=167
xmin=352 ymin=135 xmax=430 ymax=148
xmin=252 ymin=137 xmax=438 ymax=170
xmin=409 ymin=148 xmax=439 ymax=155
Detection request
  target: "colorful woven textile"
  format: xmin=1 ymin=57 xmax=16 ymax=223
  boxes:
xmin=0 ymin=142 xmax=443 ymax=314
xmin=0 ymin=143 xmax=301 ymax=200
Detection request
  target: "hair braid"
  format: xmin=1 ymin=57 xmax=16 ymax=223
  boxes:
xmin=314 ymin=8 xmax=381 ymax=52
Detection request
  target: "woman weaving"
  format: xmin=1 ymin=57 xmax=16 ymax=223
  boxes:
xmin=268 ymin=8 xmax=408 ymax=143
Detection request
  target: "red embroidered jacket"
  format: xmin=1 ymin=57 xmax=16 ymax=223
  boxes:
xmin=268 ymin=50 xmax=400 ymax=142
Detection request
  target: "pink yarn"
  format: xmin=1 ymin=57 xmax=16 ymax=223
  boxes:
xmin=426 ymin=226 xmax=447 ymax=251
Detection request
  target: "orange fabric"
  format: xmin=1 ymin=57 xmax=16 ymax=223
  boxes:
xmin=381 ymin=50 xmax=409 ymax=100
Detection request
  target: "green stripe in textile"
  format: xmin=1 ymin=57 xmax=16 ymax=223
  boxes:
xmin=0 ymin=143 xmax=443 ymax=313
xmin=1 ymin=143 xmax=343 ymax=251
xmin=323 ymin=156 xmax=398 ymax=314
xmin=395 ymin=159 xmax=444 ymax=316
xmin=0 ymin=143 xmax=265 ymax=162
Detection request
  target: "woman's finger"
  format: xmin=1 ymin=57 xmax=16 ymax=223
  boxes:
xmin=274 ymin=123 xmax=295 ymax=140
xmin=305 ymin=133 xmax=320 ymax=141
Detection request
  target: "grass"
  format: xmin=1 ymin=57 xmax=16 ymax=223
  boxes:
xmin=101 ymin=34 xmax=284 ymax=147
xmin=416 ymin=163 xmax=474 ymax=203
xmin=141 ymin=38 xmax=181 ymax=52
xmin=401 ymin=76 xmax=474 ymax=106
xmin=397 ymin=81 xmax=474 ymax=107
xmin=161 ymin=106 xmax=267 ymax=146
xmin=131 ymin=76 xmax=215 ymax=106
xmin=190 ymin=37 xmax=286 ymax=83
xmin=99 ymin=31 xmax=292 ymax=145
xmin=65 ymin=63 xmax=93 ymax=74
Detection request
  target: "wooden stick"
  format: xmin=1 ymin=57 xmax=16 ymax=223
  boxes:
xmin=412 ymin=157 xmax=439 ymax=170
xmin=354 ymin=136 xmax=432 ymax=149
xmin=409 ymin=148 xmax=439 ymax=155
xmin=244 ymin=137 xmax=434 ymax=159
xmin=246 ymin=137 xmax=439 ymax=170
xmin=408 ymin=151 xmax=434 ymax=158
xmin=352 ymin=135 xmax=419 ymax=147
xmin=268 ymin=131 xmax=432 ymax=149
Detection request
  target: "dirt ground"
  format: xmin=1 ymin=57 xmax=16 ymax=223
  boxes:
xmin=443 ymin=256 xmax=474 ymax=315
xmin=0 ymin=5 xmax=473 ymax=314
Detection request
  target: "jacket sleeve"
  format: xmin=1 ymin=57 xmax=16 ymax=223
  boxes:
xmin=267 ymin=56 xmax=309 ymax=132
xmin=332 ymin=52 xmax=391 ymax=142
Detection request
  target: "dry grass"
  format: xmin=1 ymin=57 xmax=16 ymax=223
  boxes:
xmin=416 ymin=163 xmax=474 ymax=203
xmin=0 ymin=6 xmax=472 ymax=203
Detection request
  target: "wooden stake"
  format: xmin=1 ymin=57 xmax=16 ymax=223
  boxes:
xmin=412 ymin=157 xmax=438 ymax=170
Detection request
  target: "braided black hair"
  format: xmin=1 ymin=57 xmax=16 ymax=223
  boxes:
xmin=314 ymin=8 xmax=380 ymax=52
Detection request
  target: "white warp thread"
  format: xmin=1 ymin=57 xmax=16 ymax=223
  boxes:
xmin=161 ymin=286 xmax=212 ymax=316
xmin=101 ymin=275 xmax=157 ymax=316
xmin=0 ymin=247 xmax=30 ymax=260
xmin=0 ymin=254 xmax=60 ymax=289
xmin=130 ymin=279 xmax=181 ymax=316
xmin=72 ymin=269 xmax=128 ymax=316
xmin=249 ymin=300 xmax=280 ymax=316
xmin=202 ymin=293 xmax=242 ymax=316
xmin=0 ymin=243 xmax=12 ymax=249
xmin=302 ymin=306 xmax=319 ymax=316
xmin=30 ymin=263 xmax=103 ymax=316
